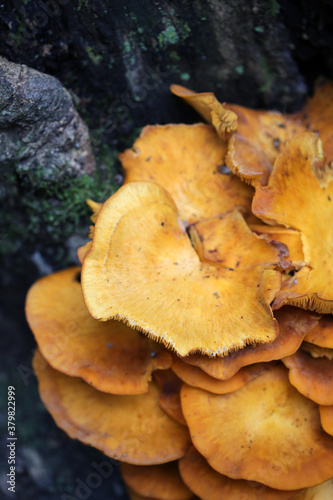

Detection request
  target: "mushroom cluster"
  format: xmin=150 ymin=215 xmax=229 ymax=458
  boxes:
xmin=26 ymin=81 xmax=333 ymax=499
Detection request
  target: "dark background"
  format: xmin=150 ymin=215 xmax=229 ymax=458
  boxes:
xmin=1 ymin=0 xmax=333 ymax=498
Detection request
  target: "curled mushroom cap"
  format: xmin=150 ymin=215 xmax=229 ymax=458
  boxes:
xmin=304 ymin=316 xmax=333 ymax=348
xmin=33 ymin=351 xmax=191 ymax=464
xmin=120 ymin=124 xmax=253 ymax=225
xmin=225 ymin=107 xmax=306 ymax=187
xmin=172 ymin=357 xmax=274 ymax=395
xmin=282 ymin=349 xmax=333 ymax=405
xmin=82 ymin=181 xmax=280 ymax=357
xmin=183 ymin=307 xmax=318 ymax=380
xmin=170 ymin=84 xmax=238 ymax=140
xmin=179 ymin=446 xmax=300 ymax=500
xmin=121 ymin=462 xmax=193 ymax=500
xmin=189 ymin=211 xmax=289 ymax=270
xmin=181 ymin=364 xmax=333 ymax=490
xmin=26 ymin=267 xmax=172 ymax=395
xmin=249 ymin=225 xmax=305 ymax=269
xmin=253 ymin=133 xmax=333 ymax=314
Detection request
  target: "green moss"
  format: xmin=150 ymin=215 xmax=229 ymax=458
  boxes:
xmin=235 ymin=65 xmax=244 ymax=75
xmin=123 ymin=39 xmax=131 ymax=54
xmin=180 ymin=72 xmax=191 ymax=82
xmin=85 ymin=46 xmax=103 ymax=65
xmin=158 ymin=25 xmax=179 ymax=48
xmin=0 ymin=135 xmax=119 ymax=260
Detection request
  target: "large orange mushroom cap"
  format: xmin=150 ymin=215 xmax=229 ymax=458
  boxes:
xmin=189 ymin=211 xmax=289 ymax=270
xmin=282 ymin=349 xmax=333 ymax=405
xmin=26 ymin=267 xmax=172 ymax=395
xmin=179 ymin=446 xmax=300 ymax=500
xmin=181 ymin=364 xmax=333 ymax=490
xmin=183 ymin=307 xmax=318 ymax=380
xmin=253 ymin=133 xmax=333 ymax=314
xmin=121 ymin=462 xmax=193 ymax=500
xmin=120 ymin=124 xmax=253 ymax=225
xmin=170 ymin=84 xmax=238 ymax=140
xmin=82 ymin=181 xmax=280 ymax=357
xmin=33 ymin=351 xmax=191 ymax=464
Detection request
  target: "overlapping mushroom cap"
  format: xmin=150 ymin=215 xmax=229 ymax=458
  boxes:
xmin=82 ymin=181 xmax=280 ymax=357
xmin=27 ymin=81 xmax=333 ymax=499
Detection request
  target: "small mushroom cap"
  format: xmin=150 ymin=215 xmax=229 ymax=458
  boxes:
xmin=282 ymin=349 xmax=333 ymax=405
xmin=181 ymin=364 xmax=333 ymax=490
xmin=304 ymin=316 xmax=333 ymax=348
xmin=26 ymin=267 xmax=172 ymax=395
xmin=249 ymin=224 xmax=305 ymax=269
xmin=183 ymin=307 xmax=318 ymax=380
xmin=33 ymin=351 xmax=191 ymax=464
xmin=121 ymin=462 xmax=193 ymax=500
xmin=189 ymin=212 xmax=289 ymax=270
xmin=169 ymin=84 xmax=238 ymax=140
xmin=291 ymin=478 xmax=333 ymax=500
xmin=319 ymin=405 xmax=333 ymax=436
xmin=172 ymin=357 xmax=274 ymax=395
xmin=153 ymin=369 xmax=187 ymax=426
xmin=82 ymin=182 xmax=280 ymax=357
xmin=225 ymin=106 xmax=306 ymax=187
xmin=120 ymin=124 xmax=253 ymax=225
xmin=253 ymin=133 xmax=333 ymax=314
xmin=179 ymin=446 xmax=300 ymax=500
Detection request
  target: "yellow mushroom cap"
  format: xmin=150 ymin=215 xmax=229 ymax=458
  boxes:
xmin=181 ymin=364 xmax=333 ymax=490
xmin=82 ymin=181 xmax=280 ymax=357
xmin=121 ymin=462 xmax=193 ymax=500
xmin=120 ymin=124 xmax=253 ymax=225
xmin=33 ymin=351 xmax=191 ymax=464
xmin=253 ymin=133 xmax=333 ymax=314
xmin=26 ymin=267 xmax=172 ymax=395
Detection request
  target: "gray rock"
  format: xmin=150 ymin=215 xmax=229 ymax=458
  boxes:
xmin=0 ymin=57 xmax=95 ymax=181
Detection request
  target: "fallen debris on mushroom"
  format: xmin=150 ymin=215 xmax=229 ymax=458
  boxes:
xmin=27 ymin=81 xmax=333 ymax=498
